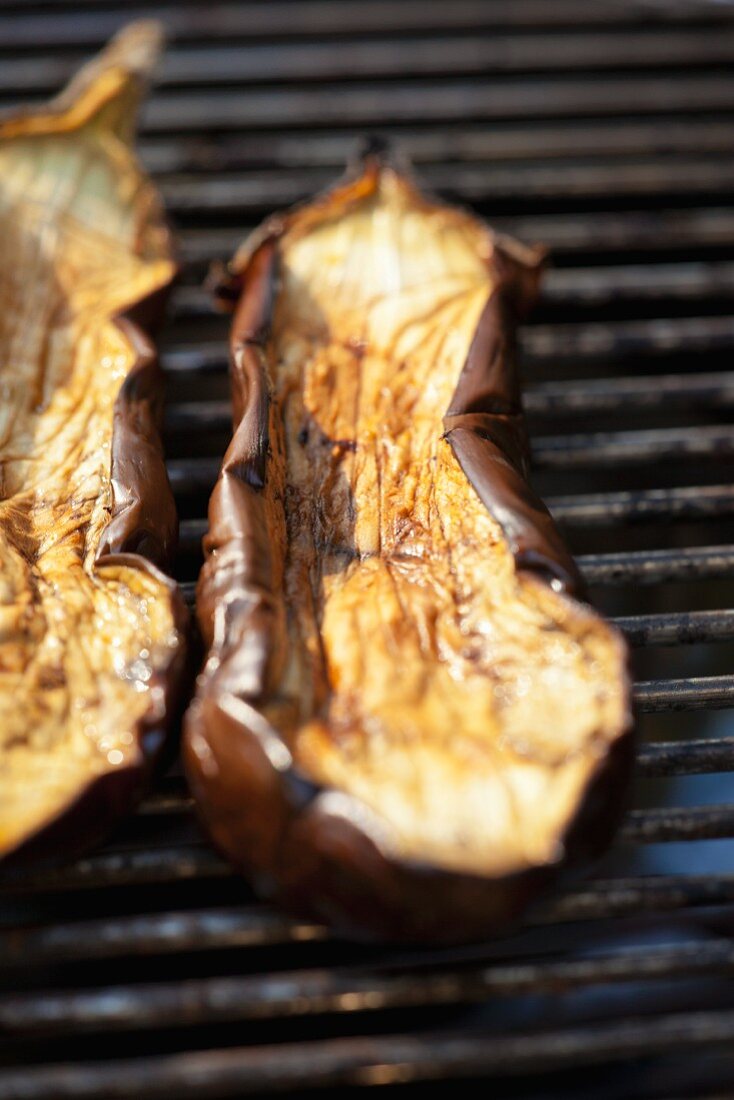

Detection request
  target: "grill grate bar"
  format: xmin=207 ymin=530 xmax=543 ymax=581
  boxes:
xmin=547 ymin=484 xmax=734 ymax=526
xmin=622 ymin=805 xmax=734 ymax=844
xmin=5 ymin=873 xmax=734 ymax=947
xmin=136 ymin=789 xmax=192 ymax=815
xmin=542 ymin=260 xmax=734 ymax=305
xmin=129 ymin=76 xmax=734 ymax=133
xmin=524 ymin=316 xmax=734 ymax=363
xmin=577 ymin=545 xmax=734 ymax=585
xmin=3 ymin=1009 xmax=734 ymax=1099
xmin=0 ymin=909 xmax=325 ymax=967
xmin=0 ymin=847 xmax=233 ymax=894
xmin=538 ymin=873 xmax=734 ymax=923
xmin=163 ymin=344 xmax=223 ymax=375
xmin=8 ymin=1 xmax=713 ymax=49
xmin=525 ymin=371 xmax=734 ymax=417
xmin=638 ymin=737 xmax=734 ymax=777
xmin=179 ymin=581 xmax=195 ymax=604
xmin=169 ymin=459 xmax=220 ymax=493
xmin=7 ymin=793 xmax=734 ymax=897
xmin=6 ymin=873 xmax=734 ymax=966
xmin=635 ymin=674 xmax=734 ymax=712
xmin=603 ymin=609 xmax=734 ymax=647
xmin=8 ymin=29 xmax=734 ymax=94
xmin=2 ymin=941 xmax=733 ymax=1039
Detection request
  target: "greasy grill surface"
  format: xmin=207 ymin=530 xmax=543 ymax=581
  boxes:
xmin=2 ymin=0 xmax=734 ymax=1095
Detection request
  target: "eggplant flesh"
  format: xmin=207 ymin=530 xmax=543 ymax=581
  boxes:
xmin=0 ymin=24 xmax=186 ymax=868
xmin=185 ymin=157 xmax=632 ymax=942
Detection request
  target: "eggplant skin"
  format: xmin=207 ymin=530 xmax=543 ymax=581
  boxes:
xmin=185 ymin=152 xmax=633 ymax=944
xmin=0 ymin=24 xmax=188 ymax=875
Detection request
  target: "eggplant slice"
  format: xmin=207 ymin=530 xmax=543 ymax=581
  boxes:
xmin=0 ymin=23 xmax=187 ymax=870
xmin=185 ymin=152 xmax=633 ymax=942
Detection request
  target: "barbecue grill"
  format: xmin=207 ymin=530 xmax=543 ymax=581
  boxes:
xmin=2 ymin=0 xmax=734 ymax=1096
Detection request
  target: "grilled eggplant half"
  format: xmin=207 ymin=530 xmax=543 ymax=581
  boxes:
xmin=0 ymin=24 xmax=187 ymax=870
xmin=185 ymin=151 xmax=633 ymax=942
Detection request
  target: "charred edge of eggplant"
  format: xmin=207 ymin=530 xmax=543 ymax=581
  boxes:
xmin=271 ymin=711 xmax=636 ymax=944
xmin=184 ymin=171 xmax=634 ymax=943
xmin=443 ymin=253 xmax=587 ymax=600
xmin=0 ymin=564 xmax=189 ymax=878
xmin=0 ymin=291 xmax=190 ymax=878
xmin=184 ymin=684 xmax=634 ymax=944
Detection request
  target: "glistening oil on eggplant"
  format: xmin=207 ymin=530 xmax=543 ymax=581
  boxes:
xmin=0 ymin=23 xmax=188 ymax=874
xmin=185 ymin=146 xmax=633 ymax=943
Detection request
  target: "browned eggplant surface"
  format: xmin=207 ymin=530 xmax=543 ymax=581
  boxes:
xmin=0 ymin=24 xmax=187 ymax=868
xmin=185 ymin=154 xmax=633 ymax=942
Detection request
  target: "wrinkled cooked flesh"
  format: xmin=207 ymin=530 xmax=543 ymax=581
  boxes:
xmin=0 ymin=30 xmax=180 ymax=854
xmin=259 ymin=172 xmax=628 ymax=876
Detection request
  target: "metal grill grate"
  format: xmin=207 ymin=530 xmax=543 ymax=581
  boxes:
xmin=3 ymin=2 xmax=734 ymax=1097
